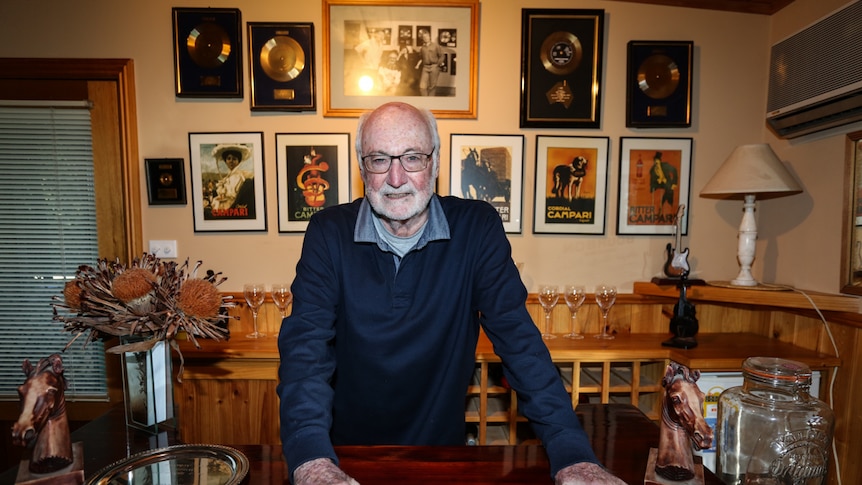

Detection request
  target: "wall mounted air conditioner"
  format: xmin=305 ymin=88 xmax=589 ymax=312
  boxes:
xmin=766 ymin=1 xmax=862 ymax=139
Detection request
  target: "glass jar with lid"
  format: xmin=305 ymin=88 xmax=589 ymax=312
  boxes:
xmin=715 ymin=357 xmax=834 ymax=485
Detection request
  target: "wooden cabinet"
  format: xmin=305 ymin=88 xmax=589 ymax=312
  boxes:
xmin=466 ymin=358 xmax=665 ymax=445
xmin=173 ymin=285 xmax=844 ymax=447
xmin=461 ymin=331 xmax=837 ymax=445
xmin=173 ymin=332 xmax=837 ymax=447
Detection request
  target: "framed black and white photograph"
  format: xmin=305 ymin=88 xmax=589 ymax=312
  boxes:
xmin=533 ymin=136 xmax=609 ymax=235
xmin=617 ymin=137 xmax=691 ymax=236
xmin=450 ymin=134 xmax=524 ymax=234
xmin=323 ymin=0 xmax=479 ymax=118
xmin=626 ymin=40 xmax=693 ymax=128
xmin=172 ymin=7 xmax=243 ymax=98
xmin=145 ymin=158 xmax=187 ymax=205
xmin=248 ymin=22 xmax=316 ymax=111
xmin=520 ymin=9 xmax=605 ymax=128
xmin=275 ymin=133 xmax=352 ymax=232
xmin=188 ymin=132 xmax=266 ymax=232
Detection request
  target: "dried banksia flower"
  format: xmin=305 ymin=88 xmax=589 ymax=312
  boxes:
xmin=63 ymin=281 xmax=82 ymax=311
xmin=177 ymin=279 xmax=221 ymax=319
xmin=112 ymin=268 xmax=156 ymax=303
xmin=52 ymin=253 xmax=236 ymax=381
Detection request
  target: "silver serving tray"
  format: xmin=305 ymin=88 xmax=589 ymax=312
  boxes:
xmin=87 ymin=444 xmax=249 ymax=485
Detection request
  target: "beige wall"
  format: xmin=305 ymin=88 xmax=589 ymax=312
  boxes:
xmin=1 ymin=0 xmax=859 ymax=294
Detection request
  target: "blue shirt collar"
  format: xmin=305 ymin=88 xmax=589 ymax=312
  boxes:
xmin=355 ymin=194 xmax=450 ymax=251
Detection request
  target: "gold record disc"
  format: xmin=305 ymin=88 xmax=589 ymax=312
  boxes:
xmin=539 ymin=31 xmax=582 ymax=76
xmin=637 ymin=54 xmax=680 ymax=99
xmin=260 ymin=35 xmax=305 ymax=82
xmin=186 ymin=22 xmax=232 ymax=69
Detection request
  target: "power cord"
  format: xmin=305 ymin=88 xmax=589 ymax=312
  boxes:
xmin=791 ymin=287 xmax=842 ymax=485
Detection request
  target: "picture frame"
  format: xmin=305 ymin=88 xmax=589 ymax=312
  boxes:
xmin=533 ymin=136 xmax=609 ymax=235
xmin=145 ymin=158 xmax=187 ymax=205
xmin=626 ymin=40 xmax=694 ymax=128
xmin=248 ymin=22 xmax=316 ymax=111
xmin=275 ymin=133 xmax=352 ymax=232
xmin=188 ymin=132 xmax=267 ymax=232
xmin=450 ymin=134 xmax=524 ymax=234
xmin=617 ymin=137 xmax=692 ymax=236
xmin=172 ymin=7 xmax=243 ymax=98
xmin=519 ymin=9 xmax=605 ymax=128
xmin=322 ymin=0 xmax=479 ymax=118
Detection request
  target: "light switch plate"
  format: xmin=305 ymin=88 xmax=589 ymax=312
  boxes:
xmin=148 ymin=240 xmax=178 ymax=258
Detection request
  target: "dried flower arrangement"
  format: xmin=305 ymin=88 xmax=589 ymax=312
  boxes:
xmin=52 ymin=253 xmax=235 ymax=377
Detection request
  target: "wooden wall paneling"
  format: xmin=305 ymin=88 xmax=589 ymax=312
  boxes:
xmin=838 ymin=330 xmax=862 ymax=485
xmin=176 ymin=377 xmax=280 ymax=445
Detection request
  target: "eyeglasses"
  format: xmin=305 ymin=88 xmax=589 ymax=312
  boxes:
xmin=361 ymin=151 xmax=433 ymax=174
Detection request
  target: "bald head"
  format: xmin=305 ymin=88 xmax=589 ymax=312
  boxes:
xmin=355 ymin=102 xmax=440 ymax=174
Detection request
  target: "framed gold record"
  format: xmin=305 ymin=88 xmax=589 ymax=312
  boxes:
xmin=172 ymin=8 xmax=242 ymax=98
xmin=145 ymin=158 xmax=187 ymax=205
xmin=248 ymin=22 xmax=316 ymax=111
xmin=520 ymin=9 xmax=604 ymax=128
xmin=626 ymin=41 xmax=693 ymax=128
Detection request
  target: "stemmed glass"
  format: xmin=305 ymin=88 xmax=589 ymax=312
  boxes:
xmin=562 ymin=285 xmax=586 ymax=339
xmin=538 ymin=284 xmax=560 ymax=340
xmin=244 ymin=283 xmax=266 ymax=339
xmin=594 ymin=284 xmax=617 ymax=340
xmin=271 ymin=283 xmax=292 ymax=319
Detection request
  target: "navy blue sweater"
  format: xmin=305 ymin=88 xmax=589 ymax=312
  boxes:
xmin=277 ymin=196 xmax=599 ymax=480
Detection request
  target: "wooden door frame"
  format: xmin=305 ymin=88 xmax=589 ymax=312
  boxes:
xmin=0 ymin=58 xmax=142 ymax=419
xmin=0 ymin=58 xmax=142 ymax=262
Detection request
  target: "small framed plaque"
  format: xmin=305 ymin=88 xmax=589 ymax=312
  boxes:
xmin=520 ymin=9 xmax=605 ymax=128
xmin=172 ymin=7 xmax=243 ymax=98
xmin=626 ymin=41 xmax=693 ymax=128
xmin=145 ymin=158 xmax=187 ymax=205
xmin=248 ymin=22 xmax=316 ymax=111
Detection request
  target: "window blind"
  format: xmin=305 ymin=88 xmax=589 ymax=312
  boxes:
xmin=0 ymin=104 xmax=107 ymax=400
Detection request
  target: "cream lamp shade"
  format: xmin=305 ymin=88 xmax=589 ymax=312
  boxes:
xmin=700 ymin=144 xmax=802 ymax=286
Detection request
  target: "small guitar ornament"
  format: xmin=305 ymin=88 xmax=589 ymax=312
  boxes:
xmin=663 ymin=204 xmax=689 ymax=278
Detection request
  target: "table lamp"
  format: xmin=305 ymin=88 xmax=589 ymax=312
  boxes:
xmin=699 ymin=144 xmax=802 ymax=287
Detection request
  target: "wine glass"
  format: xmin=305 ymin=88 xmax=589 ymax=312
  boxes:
xmin=271 ymin=283 xmax=292 ymax=319
xmin=537 ymin=284 xmax=560 ymax=340
xmin=562 ymin=285 xmax=586 ymax=339
xmin=594 ymin=284 xmax=617 ymax=340
xmin=244 ymin=283 xmax=266 ymax=339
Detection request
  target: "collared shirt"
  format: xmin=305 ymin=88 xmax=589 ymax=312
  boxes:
xmin=355 ymin=195 xmax=450 ymax=264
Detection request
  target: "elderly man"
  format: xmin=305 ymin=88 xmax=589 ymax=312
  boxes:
xmin=277 ymin=102 xmax=625 ymax=485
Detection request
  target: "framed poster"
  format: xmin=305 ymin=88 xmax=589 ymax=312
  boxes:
xmin=626 ymin=40 xmax=693 ymax=128
xmin=145 ymin=158 xmax=187 ymax=205
xmin=534 ymin=136 xmax=609 ymax=235
xmin=450 ymin=134 xmax=524 ymax=234
xmin=188 ymin=132 xmax=267 ymax=232
xmin=322 ymin=0 xmax=479 ymax=118
xmin=172 ymin=7 xmax=243 ymax=98
xmin=519 ymin=9 xmax=604 ymax=128
xmin=275 ymin=133 xmax=352 ymax=232
xmin=617 ymin=137 xmax=692 ymax=235
xmin=248 ymin=22 xmax=316 ymax=111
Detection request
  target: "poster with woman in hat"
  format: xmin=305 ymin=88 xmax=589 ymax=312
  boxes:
xmin=189 ymin=132 xmax=267 ymax=232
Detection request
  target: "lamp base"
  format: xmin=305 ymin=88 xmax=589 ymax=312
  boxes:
xmin=730 ymin=277 xmax=758 ymax=287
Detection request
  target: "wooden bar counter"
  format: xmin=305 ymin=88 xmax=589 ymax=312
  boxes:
xmin=0 ymin=403 xmax=721 ymax=485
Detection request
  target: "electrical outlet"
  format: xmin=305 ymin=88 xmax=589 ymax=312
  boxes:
xmin=148 ymin=240 xmax=178 ymax=258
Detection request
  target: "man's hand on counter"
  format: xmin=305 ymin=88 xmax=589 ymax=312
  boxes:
xmin=555 ymin=462 xmax=627 ymax=485
xmin=294 ymin=458 xmax=360 ymax=485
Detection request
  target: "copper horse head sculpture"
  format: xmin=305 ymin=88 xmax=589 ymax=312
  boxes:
xmin=11 ymin=353 xmax=73 ymax=474
xmin=655 ymin=361 xmax=714 ymax=481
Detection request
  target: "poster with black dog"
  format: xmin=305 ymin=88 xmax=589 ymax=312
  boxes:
xmin=533 ymin=135 xmax=609 ymax=235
